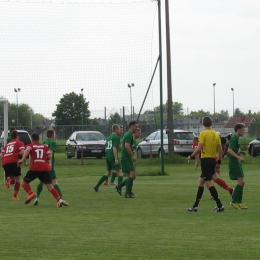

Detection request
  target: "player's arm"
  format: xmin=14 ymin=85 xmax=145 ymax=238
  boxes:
xmin=194 ymin=154 xmax=200 ymax=170
xmin=189 ymin=143 xmax=203 ymax=159
xmin=113 ymin=146 xmax=119 ymax=165
xmin=18 ymin=148 xmax=30 ymax=166
xmin=125 ymin=143 xmax=136 ymax=163
xmin=228 ymin=147 xmax=245 ymax=162
xmin=217 ymin=144 xmax=223 ymax=162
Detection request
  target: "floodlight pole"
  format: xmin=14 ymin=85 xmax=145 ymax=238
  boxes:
xmin=128 ymin=83 xmax=134 ymax=120
xmin=213 ymin=83 xmax=216 ymax=124
xmin=81 ymin=88 xmax=84 ymax=128
xmin=231 ymin=88 xmax=234 ymax=117
xmin=14 ymin=88 xmax=21 ymax=127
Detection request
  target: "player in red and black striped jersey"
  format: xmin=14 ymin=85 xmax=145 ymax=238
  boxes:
xmin=0 ymin=130 xmax=25 ymax=200
xmin=18 ymin=132 xmax=63 ymax=207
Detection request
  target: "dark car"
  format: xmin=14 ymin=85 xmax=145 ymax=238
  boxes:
xmin=65 ymin=131 xmax=106 ymax=159
xmin=248 ymin=138 xmax=260 ymax=157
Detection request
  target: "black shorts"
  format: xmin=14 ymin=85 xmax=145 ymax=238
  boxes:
xmin=3 ymin=163 xmax=21 ymax=177
xmin=200 ymin=158 xmax=216 ymax=181
xmin=23 ymin=170 xmax=52 ymax=185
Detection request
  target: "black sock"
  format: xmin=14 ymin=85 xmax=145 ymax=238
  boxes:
xmin=209 ymin=186 xmax=222 ymax=208
xmin=193 ymin=186 xmax=204 ymax=208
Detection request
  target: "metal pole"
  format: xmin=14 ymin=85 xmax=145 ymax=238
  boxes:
xmin=165 ymin=0 xmax=174 ymax=155
xmin=213 ymin=83 xmax=216 ymax=123
xmin=158 ymin=0 xmax=164 ymax=174
xmin=231 ymin=88 xmax=234 ymax=117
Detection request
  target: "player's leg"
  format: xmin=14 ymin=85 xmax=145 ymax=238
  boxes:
xmin=39 ymin=172 xmax=63 ymax=207
xmin=187 ymin=177 xmax=205 ymax=212
xmin=34 ymin=182 xmax=44 ymax=205
xmin=110 ymin=171 xmax=117 ymax=185
xmin=125 ymin=171 xmax=136 ymax=198
xmin=212 ymin=173 xmax=233 ymax=196
xmin=94 ymin=160 xmax=112 ymax=191
xmin=22 ymin=171 xmax=37 ymax=204
xmin=13 ymin=175 xmax=21 ymax=200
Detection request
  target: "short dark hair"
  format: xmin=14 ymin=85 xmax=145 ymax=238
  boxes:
xmin=10 ymin=130 xmax=18 ymax=139
xmin=234 ymin=123 xmax=245 ymax=132
xmin=202 ymin=116 xmax=212 ymax=127
xmin=31 ymin=132 xmax=40 ymax=142
xmin=128 ymin=120 xmax=138 ymax=128
xmin=9 ymin=127 xmax=16 ymax=133
xmin=46 ymin=129 xmax=55 ymax=138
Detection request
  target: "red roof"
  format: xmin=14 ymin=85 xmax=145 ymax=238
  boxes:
xmin=224 ymin=116 xmax=255 ymax=128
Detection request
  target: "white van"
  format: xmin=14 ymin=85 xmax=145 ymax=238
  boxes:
xmin=0 ymin=130 xmax=31 ymax=150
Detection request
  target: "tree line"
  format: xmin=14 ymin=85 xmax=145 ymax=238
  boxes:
xmin=1 ymin=93 xmax=260 ymax=127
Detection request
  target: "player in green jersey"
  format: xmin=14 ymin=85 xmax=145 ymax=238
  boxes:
xmin=94 ymin=124 xmax=122 ymax=192
xmin=115 ymin=121 xmax=138 ymax=198
xmin=33 ymin=129 xmax=69 ymax=206
xmin=227 ymin=123 xmax=247 ymax=210
xmin=104 ymin=125 xmax=123 ymax=185
xmin=116 ymin=127 xmax=141 ymax=196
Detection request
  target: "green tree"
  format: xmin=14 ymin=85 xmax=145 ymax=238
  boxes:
xmin=52 ymin=92 xmax=90 ymax=125
xmin=234 ymin=108 xmax=244 ymax=117
xmin=215 ymin=110 xmax=229 ymax=121
xmin=0 ymin=102 xmax=45 ymax=127
xmin=108 ymin=112 xmax=122 ymax=125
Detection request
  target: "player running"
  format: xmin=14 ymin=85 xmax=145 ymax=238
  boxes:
xmin=0 ymin=130 xmax=25 ymax=200
xmin=18 ymin=132 xmax=63 ymax=207
xmin=33 ymin=129 xmax=69 ymax=206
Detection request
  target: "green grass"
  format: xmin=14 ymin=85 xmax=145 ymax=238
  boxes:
xmin=1 ymin=154 xmax=260 ymax=259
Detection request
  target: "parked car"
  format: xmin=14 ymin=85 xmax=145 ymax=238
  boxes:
xmin=65 ymin=131 xmax=106 ymax=159
xmin=136 ymin=129 xmax=196 ymax=158
xmin=0 ymin=130 xmax=31 ymax=150
xmin=248 ymin=137 xmax=260 ymax=157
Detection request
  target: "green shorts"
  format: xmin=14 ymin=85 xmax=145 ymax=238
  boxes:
xmin=229 ymin=165 xmax=244 ymax=180
xmin=50 ymin=168 xmax=57 ymax=180
xmin=106 ymin=159 xmax=122 ymax=171
xmin=121 ymin=159 xmax=135 ymax=173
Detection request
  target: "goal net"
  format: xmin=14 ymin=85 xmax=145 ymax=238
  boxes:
xmin=0 ymin=0 xmax=159 ymax=129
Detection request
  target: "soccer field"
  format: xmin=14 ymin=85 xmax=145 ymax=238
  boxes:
xmin=1 ymin=155 xmax=260 ymax=260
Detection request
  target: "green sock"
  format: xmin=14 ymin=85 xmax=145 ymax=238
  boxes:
xmin=126 ymin=177 xmax=134 ymax=194
xmin=237 ymin=185 xmax=244 ymax=203
xmin=118 ymin=179 xmax=127 ymax=188
xmin=110 ymin=172 xmax=117 ymax=183
xmin=54 ymin=184 xmax=63 ymax=199
xmin=118 ymin=176 xmax=123 ymax=186
xmin=96 ymin=175 xmax=108 ymax=187
xmin=36 ymin=183 xmax=44 ymax=198
xmin=232 ymin=184 xmax=243 ymax=203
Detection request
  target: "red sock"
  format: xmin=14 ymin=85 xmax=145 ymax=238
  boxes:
xmin=215 ymin=178 xmax=232 ymax=192
xmin=14 ymin=181 xmax=20 ymax=197
xmin=22 ymin=182 xmax=33 ymax=195
xmin=50 ymin=188 xmax=61 ymax=202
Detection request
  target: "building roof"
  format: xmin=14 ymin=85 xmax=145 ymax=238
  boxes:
xmin=224 ymin=116 xmax=255 ymax=128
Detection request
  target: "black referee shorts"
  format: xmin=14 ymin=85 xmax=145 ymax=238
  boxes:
xmin=200 ymin=158 xmax=216 ymax=181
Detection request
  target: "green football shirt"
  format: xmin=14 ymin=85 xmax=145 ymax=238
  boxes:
xmin=121 ymin=131 xmax=134 ymax=160
xmin=105 ymin=134 xmax=120 ymax=161
xmin=228 ymin=134 xmax=241 ymax=168
xmin=42 ymin=139 xmax=57 ymax=165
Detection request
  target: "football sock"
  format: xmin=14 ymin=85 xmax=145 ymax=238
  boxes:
xmin=118 ymin=176 xmax=123 ymax=186
xmin=193 ymin=186 xmax=204 ymax=208
xmin=110 ymin=172 xmax=117 ymax=183
xmin=96 ymin=175 xmax=108 ymax=187
xmin=118 ymin=179 xmax=127 ymax=188
xmin=126 ymin=177 xmax=134 ymax=194
xmin=54 ymin=184 xmax=63 ymax=199
xmin=50 ymin=188 xmax=60 ymax=201
xmin=209 ymin=186 xmax=222 ymax=208
xmin=214 ymin=178 xmax=232 ymax=192
xmin=232 ymin=185 xmax=240 ymax=203
xmin=22 ymin=182 xmax=33 ymax=195
xmin=236 ymin=184 xmax=244 ymax=203
xmin=36 ymin=183 xmax=44 ymax=198
xmin=14 ymin=181 xmax=20 ymax=197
